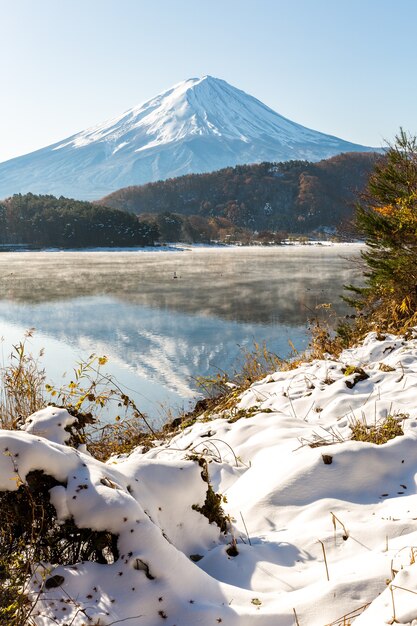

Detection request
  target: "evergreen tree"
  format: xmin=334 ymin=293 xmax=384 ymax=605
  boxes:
xmin=0 ymin=194 xmax=159 ymax=248
xmin=347 ymin=129 xmax=417 ymax=329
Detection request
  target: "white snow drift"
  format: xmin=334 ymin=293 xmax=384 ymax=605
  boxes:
xmin=3 ymin=330 xmax=417 ymax=624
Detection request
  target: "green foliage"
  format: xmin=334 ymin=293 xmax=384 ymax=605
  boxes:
xmin=0 ymin=193 xmax=159 ymax=248
xmin=345 ymin=130 xmax=417 ymax=332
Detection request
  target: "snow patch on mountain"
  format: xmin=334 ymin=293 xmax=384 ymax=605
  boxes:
xmin=0 ymin=76 xmax=377 ymax=200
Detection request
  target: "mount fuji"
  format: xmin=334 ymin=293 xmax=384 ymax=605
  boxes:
xmin=0 ymin=76 xmax=376 ymax=200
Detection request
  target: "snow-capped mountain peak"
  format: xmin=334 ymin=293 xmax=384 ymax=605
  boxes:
xmin=0 ymin=76 xmax=376 ymax=200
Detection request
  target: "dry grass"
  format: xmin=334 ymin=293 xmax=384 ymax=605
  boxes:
xmin=0 ymin=330 xmax=46 ymax=430
xmin=324 ymin=601 xmax=371 ymax=625
xmin=350 ymin=414 xmax=407 ymax=445
xmin=88 ymin=417 xmax=158 ymax=461
xmin=0 ymin=340 xmax=160 ymax=461
xmin=308 ymin=316 xmax=344 ymax=360
xmin=193 ymin=341 xmax=299 ymax=419
xmin=235 ymin=341 xmax=284 ymax=386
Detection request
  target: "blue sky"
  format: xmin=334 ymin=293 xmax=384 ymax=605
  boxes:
xmin=1 ymin=0 xmax=416 ymax=162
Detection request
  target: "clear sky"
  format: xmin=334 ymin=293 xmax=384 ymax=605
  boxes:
xmin=1 ymin=0 xmax=416 ymax=162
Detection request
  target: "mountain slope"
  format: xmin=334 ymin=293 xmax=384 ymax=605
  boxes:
xmin=101 ymin=152 xmax=380 ymax=235
xmin=0 ymin=76 xmax=376 ymax=200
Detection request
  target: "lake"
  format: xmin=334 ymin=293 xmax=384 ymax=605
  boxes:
xmin=0 ymin=244 xmax=362 ymax=424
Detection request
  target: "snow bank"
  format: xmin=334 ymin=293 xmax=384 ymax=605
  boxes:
xmin=4 ymin=330 xmax=417 ymax=624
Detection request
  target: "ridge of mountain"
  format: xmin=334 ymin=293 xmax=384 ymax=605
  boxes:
xmin=0 ymin=76 xmax=377 ymax=200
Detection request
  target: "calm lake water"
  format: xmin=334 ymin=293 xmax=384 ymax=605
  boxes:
xmin=0 ymin=245 xmax=362 ymax=423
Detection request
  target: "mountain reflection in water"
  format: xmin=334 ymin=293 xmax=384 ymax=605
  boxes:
xmin=0 ymin=246 xmax=362 ymax=420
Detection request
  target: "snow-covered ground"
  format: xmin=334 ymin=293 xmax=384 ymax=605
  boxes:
xmin=3 ymin=330 xmax=417 ymax=624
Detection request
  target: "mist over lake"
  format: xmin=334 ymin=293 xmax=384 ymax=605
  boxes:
xmin=0 ymin=245 xmax=362 ymax=421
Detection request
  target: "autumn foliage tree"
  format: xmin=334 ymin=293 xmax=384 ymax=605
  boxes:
xmin=347 ymin=129 xmax=417 ymax=330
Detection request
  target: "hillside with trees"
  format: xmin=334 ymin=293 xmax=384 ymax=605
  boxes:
xmin=0 ymin=153 xmax=381 ymax=248
xmin=0 ymin=194 xmax=158 ymax=247
xmin=101 ymin=152 xmax=380 ymax=237
xmin=0 ymin=193 xmax=249 ymax=247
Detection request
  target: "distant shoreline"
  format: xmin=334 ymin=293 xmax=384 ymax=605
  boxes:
xmin=0 ymin=240 xmax=364 ymax=253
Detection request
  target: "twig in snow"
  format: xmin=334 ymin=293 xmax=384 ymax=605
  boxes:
xmin=287 ymin=390 xmax=298 ymax=420
xmin=330 ymin=512 xmax=349 ymax=541
xmin=318 ymin=539 xmax=330 ymax=581
xmin=396 ymin=361 xmax=405 ymax=383
xmin=303 ymin=400 xmax=316 ymax=421
xmin=389 ymin=584 xmax=397 ymax=624
xmin=191 ymin=437 xmax=240 ymax=467
xmin=107 ymin=616 xmax=145 ymax=625
xmin=240 ymin=511 xmax=251 ymax=546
